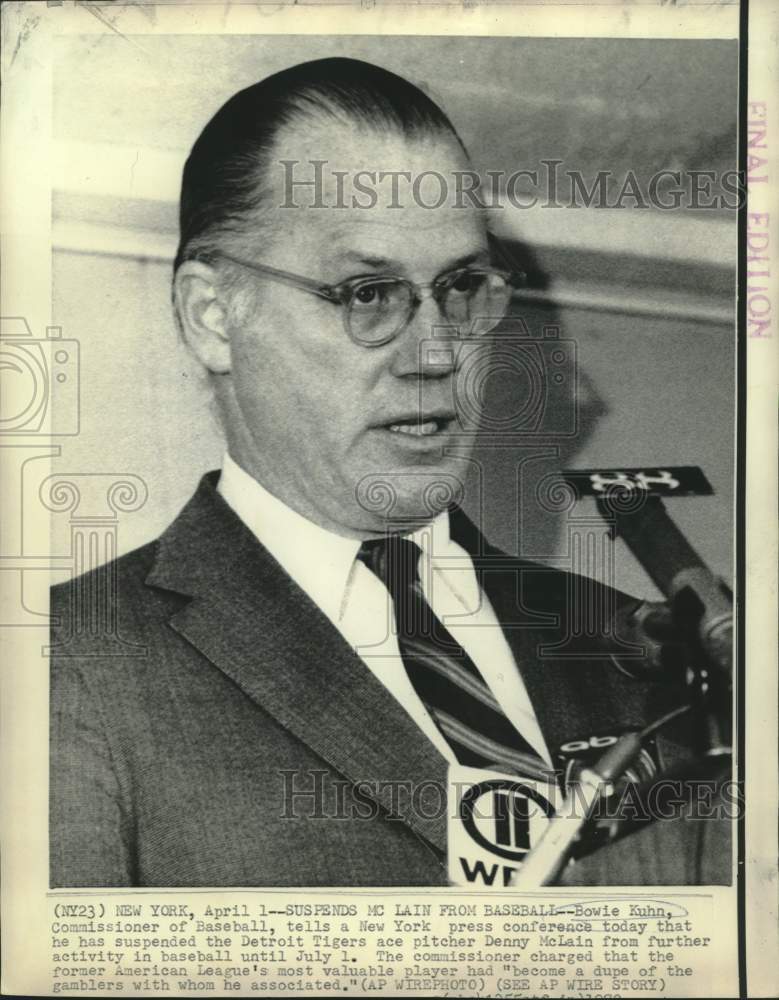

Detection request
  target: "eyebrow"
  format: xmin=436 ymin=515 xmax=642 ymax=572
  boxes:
xmin=333 ymin=249 xmax=490 ymax=274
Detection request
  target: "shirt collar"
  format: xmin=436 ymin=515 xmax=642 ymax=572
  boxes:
xmin=409 ymin=512 xmax=481 ymax=613
xmin=217 ymin=452 xmax=475 ymax=622
xmin=218 ymin=452 xmax=360 ymax=627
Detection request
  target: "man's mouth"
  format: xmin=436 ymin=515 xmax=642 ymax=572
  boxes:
xmin=387 ymin=419 xmax=443 ymax=437
xmin=380 ymin=414 xmax=455 ymax=438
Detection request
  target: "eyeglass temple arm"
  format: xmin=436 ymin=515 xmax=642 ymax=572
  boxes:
xmin=213 ymin=253 xmax=341 ymax=302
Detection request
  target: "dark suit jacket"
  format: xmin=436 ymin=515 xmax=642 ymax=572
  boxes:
xmin=50 ymin=471 xmax=722 ymax=887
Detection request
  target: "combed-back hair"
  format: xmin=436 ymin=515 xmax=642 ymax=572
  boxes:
xmin=174 ymin=57 xmax=466 ymax=273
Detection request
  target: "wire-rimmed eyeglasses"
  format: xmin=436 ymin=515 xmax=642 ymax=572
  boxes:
xmin=212 ymin=251 xmax=525 ymax=347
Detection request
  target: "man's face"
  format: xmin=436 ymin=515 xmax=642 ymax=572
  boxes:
xmin=219 ymin=120 xmax=491 ymax=536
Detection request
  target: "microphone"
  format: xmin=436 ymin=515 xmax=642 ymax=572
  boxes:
xmin=563 ymin=465 xmax=732 ymax=759
xmin=560 ymin=466 xmax=733 ymax=678
xmin=610 ymin=597 xmax=690 ymax=679
xmin=606 ymin=495 xmax=732 ymax=677
xmin=512 ymin=727 xmax=734 ymax=888
xmin=512 ymin=467 xmax=733 ymax=886
xmin=511 ymin=731 xmax=645 ymax=887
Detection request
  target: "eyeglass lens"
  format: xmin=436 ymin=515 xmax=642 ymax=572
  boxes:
xmin=347 ymin=272 xmax=512 ymax=345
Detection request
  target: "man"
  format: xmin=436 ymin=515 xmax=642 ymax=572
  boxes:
xmin=50 ymin=58 xmax=729 ymax=887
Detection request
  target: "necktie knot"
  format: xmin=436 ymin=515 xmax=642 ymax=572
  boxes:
xmin=358 ymin=535 xmax=422 ymax=598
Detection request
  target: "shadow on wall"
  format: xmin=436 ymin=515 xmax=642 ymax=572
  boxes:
xmin=463 ymin=234 xmax=607 ymax=563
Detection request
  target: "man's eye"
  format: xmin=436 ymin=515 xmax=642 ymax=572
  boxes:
xmin=352 ymin=282 xmax=390 ymax=307
xmin=450 ymin=271 xmax=484 ymax=294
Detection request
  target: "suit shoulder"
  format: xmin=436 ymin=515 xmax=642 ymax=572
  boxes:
xmin=482 ymin=540 xmax=638 ymax=612
xmin=452 ymin=506 xmax=639 ymax=612
xmin=50 ymin=537 xmax=159 ymax=606
xmin=49 ymin=536 xmax=185 ymax=657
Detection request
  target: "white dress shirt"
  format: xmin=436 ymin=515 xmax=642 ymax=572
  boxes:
xmin=218 ymin=452 xmax=552 ymax=766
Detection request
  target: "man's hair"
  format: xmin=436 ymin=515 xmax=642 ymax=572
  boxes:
xmin=173 ymin=57 xmax=466 ymax=273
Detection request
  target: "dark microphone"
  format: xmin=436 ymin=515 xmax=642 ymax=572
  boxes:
xmin=561 ymin=466 xmax=733 ymax=677
xmin=610 ymin=597 xmax=689 ymax=679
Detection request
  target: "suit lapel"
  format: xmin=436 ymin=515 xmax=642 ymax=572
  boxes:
xmin=146 ymin=473 xmax=448 ymax=854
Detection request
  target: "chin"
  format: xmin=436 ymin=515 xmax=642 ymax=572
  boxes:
xmin=351 ymin=462 xmax=467 ymax=529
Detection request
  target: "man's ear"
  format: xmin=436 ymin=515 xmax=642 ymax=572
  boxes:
xmin=173 ymin=261 xmax=232 ymax=374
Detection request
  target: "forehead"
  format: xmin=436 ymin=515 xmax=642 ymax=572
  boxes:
xmin=261 ymin=118 xmax=488 ymax=276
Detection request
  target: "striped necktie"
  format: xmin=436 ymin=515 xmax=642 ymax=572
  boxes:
xmin=358 ymin=535 xmax=554 ymax=782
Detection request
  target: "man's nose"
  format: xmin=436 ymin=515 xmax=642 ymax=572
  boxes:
xmin=390 ymin=291 xmax=459 ymax=378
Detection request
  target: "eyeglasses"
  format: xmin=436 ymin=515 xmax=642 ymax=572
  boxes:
xmin=212 ymin=251 xmax=524 ymax=347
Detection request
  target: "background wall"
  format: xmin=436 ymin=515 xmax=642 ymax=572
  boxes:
xmin=48 ymin=34 xmax=737 ymax=599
